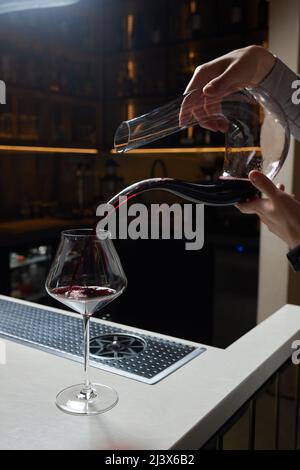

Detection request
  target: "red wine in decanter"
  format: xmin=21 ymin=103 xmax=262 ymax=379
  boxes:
xmin=107 ymin=177 xmax=257 ymax=207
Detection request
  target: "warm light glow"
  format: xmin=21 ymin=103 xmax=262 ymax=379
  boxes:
xmin=190 ymin=0 xmax=197 ymax=14
xmin=188 ymin=51 xmax=196 ymax=61
xmin=0 ymin=0 xmax=79 ymax=14
xmin=127 ymin=14 xmax=134 ymax=36
xmin=111 ymin=147 xmax=261 ymax=155
xmin=0 ymin=145 xmax=98 ymax=155
xmin=187 ymin=50 xmax=197 ymax=73
xmin=127 ymin=59 xmax=135 ymax=80
xmin=127 ymin=101 xmax=135 ymax=120
xmin=262 ymin=40 xmax=269 ymax=49
xmin=187 ymin=127 xmax=194 ymax=140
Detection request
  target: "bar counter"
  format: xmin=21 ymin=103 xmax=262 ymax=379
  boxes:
xmin=0 ymin=217 xmax=97 ymax=247
xmin=0 ymin=296 xmax=299 ymax=450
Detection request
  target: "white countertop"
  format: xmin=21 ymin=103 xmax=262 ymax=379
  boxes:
xmin=0 ymin=295 xmax=300 ymax=450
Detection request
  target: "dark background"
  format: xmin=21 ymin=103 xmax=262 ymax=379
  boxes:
xmin=0 ymin=0 xmax=268 ymax=347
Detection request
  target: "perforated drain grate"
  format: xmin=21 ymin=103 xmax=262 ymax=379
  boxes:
xmin=0 ymin=298 xmax=206 ymax=384
xmin=90 ymin=334 xmax=147 ymax=359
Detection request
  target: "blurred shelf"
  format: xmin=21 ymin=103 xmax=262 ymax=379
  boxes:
xmin=111 ymin=147 xmax=227 ymax=155
xmin=6 ymin=85 xmax=100 ymax=105
xmin=0 ymin=0 xmax=268 ymax=151
xmin=105 ymin=29 xmax=268 ymax=56
xmin=10 ymin=254 xmax=47 ymax=270
xmin=104 ymin=95 xmax=166 ymax=102
xmin=0 ymin=145 xmax=99 ymax=155
xmin=48 ymin=93 xmax=100 ymax=106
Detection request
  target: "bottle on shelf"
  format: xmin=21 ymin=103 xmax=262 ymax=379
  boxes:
xmin=49 ymin=59 xmax=61 ymax=93
xmin=230 ymin=0 xmax=244 ymax=31
xmin=99 ymin=158 xmax=124 ymax=202
xmin=179 ymin=49 xmax=198 ymax=89
xmin=169 ymin=1 xmax=184 ymax=42
xmin=82 ymin=20 xmax=94 ymax=51
xmin=58 ymin=19 xmax=71 ymax=45
xmin=24 ymin=57 xmax=38 ymax=88
xmin=120 ymin=58 xmax=138 ymax=96
xmin=150 ymin=17 xmax=162 ymax=45
xmin=116 ymin=64 xmax=126 ymax=97
xmin=71 ymin=105 xmax=97 ymax=146
xmin=180 ymin=126 xmax=195 ymax=146
xmin=0 ymin=54 xmax=16 ymax=84
xmin=0 ymin=102 xmax=14 ymax=139
xmin=115 ymin=15 xmax=129 ymax=50
xmin=17 ymin=98 xmax=39 ymax=141
xmin=132 ymin=11 xmax=144 ymax=48
xmin=68 ymin=61 xmax=78 ymax=95
xmin=126 ymin=13 xmax=135 ymax=49
xmin=194 ymin=126 xmax=204 ymax=146
xmin=204 ymin=130 xmax=211 ymax=146
xmin=59 ymin=60 xmax=70 ymax=95
xmin=113 ymin=18 xmax=122 ymax=50
xmin=83 ymin=63 xmax=96 ymax=97
xmin=52 ymin=105 xmax=69 ymax=144
xmin=188 ymin=0 xmax=202 ymax=39
xmin=127 ymin=100 xmax=136 ymax=120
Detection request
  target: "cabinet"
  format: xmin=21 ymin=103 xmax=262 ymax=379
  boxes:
xmin=103 ymin=0 xmax=268 ymax=150
xmin=0 ymin=0 xmax=268 ymax=152
xmin=0 ymin=0 xmax=102 ymax=148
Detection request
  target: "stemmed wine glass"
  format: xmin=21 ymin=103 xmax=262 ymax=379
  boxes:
xmin=46 ymin=229 xmax=127 ymax=415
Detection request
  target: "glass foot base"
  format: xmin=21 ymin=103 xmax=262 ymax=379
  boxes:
xmin=56 ymin=383 xmax=118 ymax=415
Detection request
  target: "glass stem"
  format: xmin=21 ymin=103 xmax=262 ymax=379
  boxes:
xmin=81 ymin=314 xmax=93 ymax=398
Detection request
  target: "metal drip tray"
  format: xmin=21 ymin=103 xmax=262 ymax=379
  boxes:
xmin=0 ymin=299 xmax=206 ymax=384
xmin=90 ymin=334 xmax=147 ymax=359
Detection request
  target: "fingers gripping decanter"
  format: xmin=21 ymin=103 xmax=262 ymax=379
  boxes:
xmin=111 ymin=87 xmax=290 ymax=206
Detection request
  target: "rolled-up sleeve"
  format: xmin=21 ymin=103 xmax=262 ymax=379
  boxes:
xmin=260 ymin=57 xmax=300 ymax=140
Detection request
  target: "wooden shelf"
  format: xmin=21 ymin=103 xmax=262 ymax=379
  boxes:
xmin=0 ymin=27 xmax=97 ymax=63
xmin=0 ymin=0 xmax=268 ymax=151
xmin=0 ymin=145 xmax=99 ymax=155
xmin=104 ymin=95 xmax=166 ymax=102
xmin=7 ymin=84 xmax=100 ymax=105
xmin=105 ymin=29 xmax=268 ymax=56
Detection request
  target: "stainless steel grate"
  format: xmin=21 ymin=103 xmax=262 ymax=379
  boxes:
xmin=90 ymin=334 xmax=147 ymax=359
xmin=0 ymin=299 xmax=205 ymax=384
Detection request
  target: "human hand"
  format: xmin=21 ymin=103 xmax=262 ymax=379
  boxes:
xmin=236 ymin=171 xmax=300 ymax=249
xmin=180 ymin=45 xmax=275 ymax=132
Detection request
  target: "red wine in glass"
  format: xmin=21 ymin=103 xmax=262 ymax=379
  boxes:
xmin=50 ymin=286 xmax=117 ymax=316
xmin=46 ymin=229 xmax=127 ymax=416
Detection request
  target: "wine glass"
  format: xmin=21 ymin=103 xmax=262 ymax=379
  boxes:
xmin=46 ymin=228 xmax=127 ymax=415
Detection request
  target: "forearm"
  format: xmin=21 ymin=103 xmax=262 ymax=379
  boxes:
xmin=260 ymin=57 xmax=300 ymax=140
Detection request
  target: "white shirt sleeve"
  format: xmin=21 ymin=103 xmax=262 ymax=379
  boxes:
xmin=260 ymin=57 xmax=300 ymax=140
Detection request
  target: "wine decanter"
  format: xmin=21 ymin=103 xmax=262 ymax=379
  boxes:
xmin=112 ymin=87 xmax=290 ymax=206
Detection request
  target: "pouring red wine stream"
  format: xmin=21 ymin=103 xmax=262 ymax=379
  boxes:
xmin=62 ymin=176 xmax=257 ymax=300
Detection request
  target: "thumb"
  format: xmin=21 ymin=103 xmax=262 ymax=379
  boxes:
xmin=249 ymin=171 xmax=278 ymax=199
